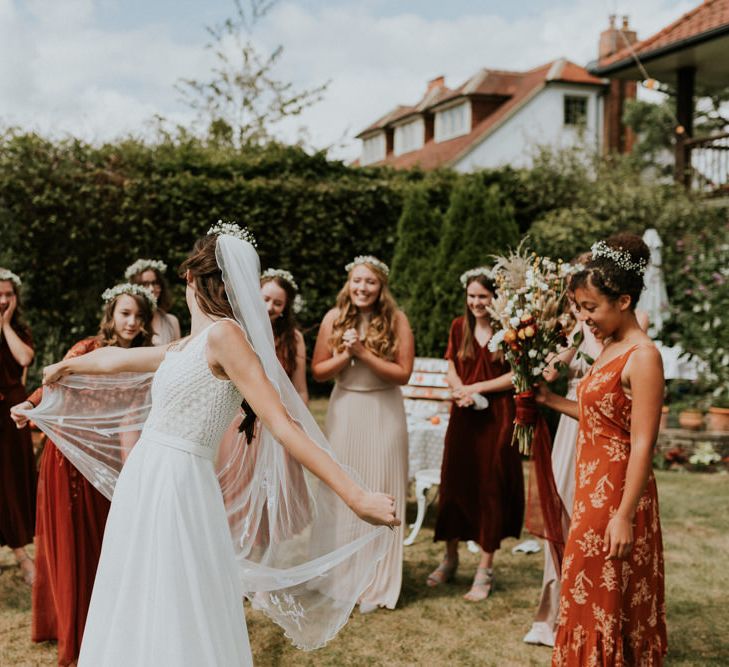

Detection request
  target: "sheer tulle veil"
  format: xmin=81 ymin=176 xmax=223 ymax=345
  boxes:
xmin=24 ymin=233 xmax=392 ymax=649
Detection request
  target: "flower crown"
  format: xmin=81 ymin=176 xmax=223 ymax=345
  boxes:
xmin=0 ymin=268 xmax=22 ymax=287
xmin=460 ymin=266 xmax=494 ymax=288
xmin=262 ymin=268 xmax=299 ymax=292
xmin=207 ymin=220 xmax=257 ymax=247
xmin=261 ymin=268 xmax=306 ymax=314
xmin=345 ymin=255 xmax=390 ymax=277
xmin=590 ymin=241 xmax=647 ymax=275
xmin=124 ymin=258 xmax=167 ymax=280
xmin=101 ymin=283 xmax=157 ymax=310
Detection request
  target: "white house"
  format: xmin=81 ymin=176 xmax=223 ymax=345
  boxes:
xmin=356 ymin=59 xmax=608 ymax=171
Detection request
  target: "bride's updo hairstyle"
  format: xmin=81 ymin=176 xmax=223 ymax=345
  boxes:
xmin=179 ymin=235 xmax=235 ymax=320
xmin=570 ymin=233 xmax=649 ymax=309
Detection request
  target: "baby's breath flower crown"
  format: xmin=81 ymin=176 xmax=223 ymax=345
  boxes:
xmin=590 ymin=241 xmax=647 ymax=275
xmin=262 ymin=268 xmax=299 ymax=292
xmin=101 ymin=283 xmax=157 ymax=310
xmin=345 ymin=255 xmax=390 ymax=277
xmin=124 ymin=258 xmax=167 ymax=280
xmin=460 ymin=266 xmax=494 ymax=288
xmin=262 ymin=268 xmax=305 ymax=314
xmin=0 ymin=268 xmax=22 ymax=287
xmin=207 ymin=220 xmax=257 ymax=247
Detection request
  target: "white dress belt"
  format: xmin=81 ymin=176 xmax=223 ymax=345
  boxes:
xmin=142 ymin=428 xmax=216 ymax=461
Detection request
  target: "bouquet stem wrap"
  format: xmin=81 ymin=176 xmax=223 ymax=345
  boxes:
xmin=516 ymin=391 xmax=569 ymax=572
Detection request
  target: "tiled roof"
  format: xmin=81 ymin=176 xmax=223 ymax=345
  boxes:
xmin=362 ymin=59 xmax=605 ymax=169
xmin=598 ymin=0 xmax=729 ymax=68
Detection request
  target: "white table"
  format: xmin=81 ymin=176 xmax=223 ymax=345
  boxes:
xmin=407 ymin=416 xmax=448 ymax=479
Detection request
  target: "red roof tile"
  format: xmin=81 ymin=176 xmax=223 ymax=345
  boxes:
xmin=363 ymin=59 xmax=604 ymax=170
xmin=599 ymin=0 xmax=729 ymax=68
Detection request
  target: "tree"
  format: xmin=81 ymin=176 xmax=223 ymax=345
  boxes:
xmin=177 ymin=0 xmax=329 ymax=146
xmin=422 ymin=176 xmax=519 ymax=355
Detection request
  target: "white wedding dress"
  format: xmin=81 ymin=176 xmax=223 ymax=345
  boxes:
xmin=78 ymin=323 xmax=253 ymax=665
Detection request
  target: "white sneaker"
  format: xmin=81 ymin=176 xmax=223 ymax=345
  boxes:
xmin=523 ymin=622 xmax=555 ymax=647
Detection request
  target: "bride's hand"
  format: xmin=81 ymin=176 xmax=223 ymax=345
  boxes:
xmin=42 ymin=362 xmax=67 ymax=386
xmin=10 ymin=401 xmax=33 ymax=428
xmin=352 ymin=491 xmax=400 ymax=528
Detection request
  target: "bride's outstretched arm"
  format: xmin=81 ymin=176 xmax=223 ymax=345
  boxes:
xmin=42 ymin=344 xmax=169 ymax=383
xmin=208 ymin=321 xmax=400 ymax=529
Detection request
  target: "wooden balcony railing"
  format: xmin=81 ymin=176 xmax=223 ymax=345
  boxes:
xmin=677 ymin=132 xmax=729 ymax=196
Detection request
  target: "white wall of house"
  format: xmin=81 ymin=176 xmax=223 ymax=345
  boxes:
xmin=453 ymin=83 xmax=604 ymax=172
xmin=361 ymin=131 xmax=386 ymax=165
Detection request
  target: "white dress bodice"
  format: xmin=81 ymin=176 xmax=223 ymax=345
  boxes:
xmin=142 ymin=323 xmax=242 ymax=458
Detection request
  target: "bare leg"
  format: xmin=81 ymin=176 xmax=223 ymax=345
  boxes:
xmin=426 ymin=539 xmax=459 ymax=587
xmin=464 ymin=548 xmax=494 ymax=601
xmin=13 ymin=546 xmax=34 ymax=585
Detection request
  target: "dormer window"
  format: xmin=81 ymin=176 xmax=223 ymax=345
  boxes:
xmin=361 ymin=132 xmax=386 ymax=165
xmin=434 ymin=102 xmax=471 ymax=142
xmin=394 ymin=118 xmax=425 ymax=156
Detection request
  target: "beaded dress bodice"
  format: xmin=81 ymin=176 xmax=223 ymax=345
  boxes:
xmin=143 ymin=323 xmax=242 ymax=456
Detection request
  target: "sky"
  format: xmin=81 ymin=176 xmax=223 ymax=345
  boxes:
xmin=0 ymin=0 xmax=696 ymax=160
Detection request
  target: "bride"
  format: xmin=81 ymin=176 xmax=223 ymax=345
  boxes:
xmin=13 ymin=223 xmax=399 ymax=665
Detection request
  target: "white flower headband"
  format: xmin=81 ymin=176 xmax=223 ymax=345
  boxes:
xmin=345 ymin=255 xmax=390 ymax=277
xmin=101 ymin=283 xmax=157 ymax=310
xmin=261 ymin=268 xmax=306 ymax=314
xmin=460 ymin=266 xmax=494 ymax=288
xmin=124 ymin=258 xmax=167 ymax=280
xmin=262 ymin=268 xmax=299 ymax=292
xmin=207 ymin=220 xmax=257 ymax=247
xmin=590 ymin=241 xmax=647 ymax=275
xmin=0 ymin=268 xmax=22 ymax=287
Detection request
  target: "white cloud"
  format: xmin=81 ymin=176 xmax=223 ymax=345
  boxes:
xmin=0 ymin=0 xmax=695 ymax=156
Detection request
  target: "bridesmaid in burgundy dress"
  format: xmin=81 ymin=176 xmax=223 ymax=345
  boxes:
xmin=427 ymin=268 xmax=524 ymax=601
xmin=0 ymin=269 xmax=36 ymax=585
xmin=11 ymin=284 xmax=155 ymax=667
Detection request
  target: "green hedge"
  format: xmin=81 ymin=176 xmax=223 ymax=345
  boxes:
xmin=2 ymin=132 xmax=725 ymax=392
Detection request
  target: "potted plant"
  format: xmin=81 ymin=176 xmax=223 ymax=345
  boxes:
xmin=707 ymin=388 xmax=729 ymax=432
xmin=675 ymin=400 xmax=704 ymax=431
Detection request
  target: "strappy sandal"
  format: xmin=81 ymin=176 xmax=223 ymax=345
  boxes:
xmin=426 ymin=556 xmax=458 ymax=587
xmin=464 ymin=567 xmax=494 ymax=601
xmin=16 ymin=554 xmax=35 ymax=586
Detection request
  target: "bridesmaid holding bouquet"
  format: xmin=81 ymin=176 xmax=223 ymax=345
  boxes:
xmin=538 ymin=234 xmax=666 ymax=666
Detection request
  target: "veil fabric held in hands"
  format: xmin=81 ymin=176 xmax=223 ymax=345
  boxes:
xmin=24 ymin=234 xmax=391 ymax=649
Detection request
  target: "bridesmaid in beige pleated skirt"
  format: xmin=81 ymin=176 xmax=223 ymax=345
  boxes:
xmin=312 ymin=255 xmax=414 ymax=613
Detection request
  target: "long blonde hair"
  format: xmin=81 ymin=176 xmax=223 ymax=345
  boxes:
xmin=329 ymin=262 xmax=400 ymax=360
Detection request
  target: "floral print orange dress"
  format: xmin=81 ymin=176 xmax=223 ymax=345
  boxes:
xmin=552 ymin=347 xmax=666 ymax=666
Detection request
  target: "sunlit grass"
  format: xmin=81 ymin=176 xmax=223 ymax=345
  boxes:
xmin=2 ymin=442 xmax=727 ymax=665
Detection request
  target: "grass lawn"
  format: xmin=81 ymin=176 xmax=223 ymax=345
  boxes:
xmin=2 ymin=402 xmax=728 ymax=665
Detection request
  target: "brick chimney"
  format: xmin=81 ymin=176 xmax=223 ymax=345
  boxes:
xmin=427 ymin=75 xmax=445 ymax=93
xmin=600 ymin=15 xmax=638 ymax=154
xmin=423 ymin=76 xmax=445 ymax=143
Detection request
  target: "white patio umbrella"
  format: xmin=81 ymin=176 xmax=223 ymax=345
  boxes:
xmin=638 ymin=228 xmax=700 ymax=380
xmin=637 ymin=228 xmax=670 ymax=337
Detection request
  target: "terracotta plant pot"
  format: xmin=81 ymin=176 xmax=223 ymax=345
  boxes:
xmin=707 ymin=407 xmax=729 ymax=432
xmin=659 ymin=406 xmax=669 ymax=431
xmin=678 ymin=409 xmax=704 ymax=431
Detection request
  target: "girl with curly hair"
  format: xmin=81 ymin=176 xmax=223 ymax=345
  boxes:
xmin=312 ymin=255 xmax=414 ymax=613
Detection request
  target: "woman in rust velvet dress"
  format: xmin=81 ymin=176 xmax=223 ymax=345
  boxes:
xmin=540 ymin=234 xmax=666 ymax=666
xmin=14 ymin=285 xmax=155 ymax=666
xmin=0 ymin=270 xmax=37 ymax=585
xmin=428 ymin=270 xmax=524 ymax=601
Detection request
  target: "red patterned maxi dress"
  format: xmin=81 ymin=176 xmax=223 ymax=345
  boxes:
xmin=28 ymin=338 xmax=111 ymax=667
xmin=552 ymin=347 xmax=667 ymax=666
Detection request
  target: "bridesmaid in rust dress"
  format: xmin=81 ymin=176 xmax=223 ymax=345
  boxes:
xmin=12 ymin=284 xmax=155 ymax=666
xmin=539 ymin=234 xmax=666 ymax=666
xmin=0 ymin=269 xmax=36 ymax=585
xmin=427 ymin=268 xmax=524 ymax=601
